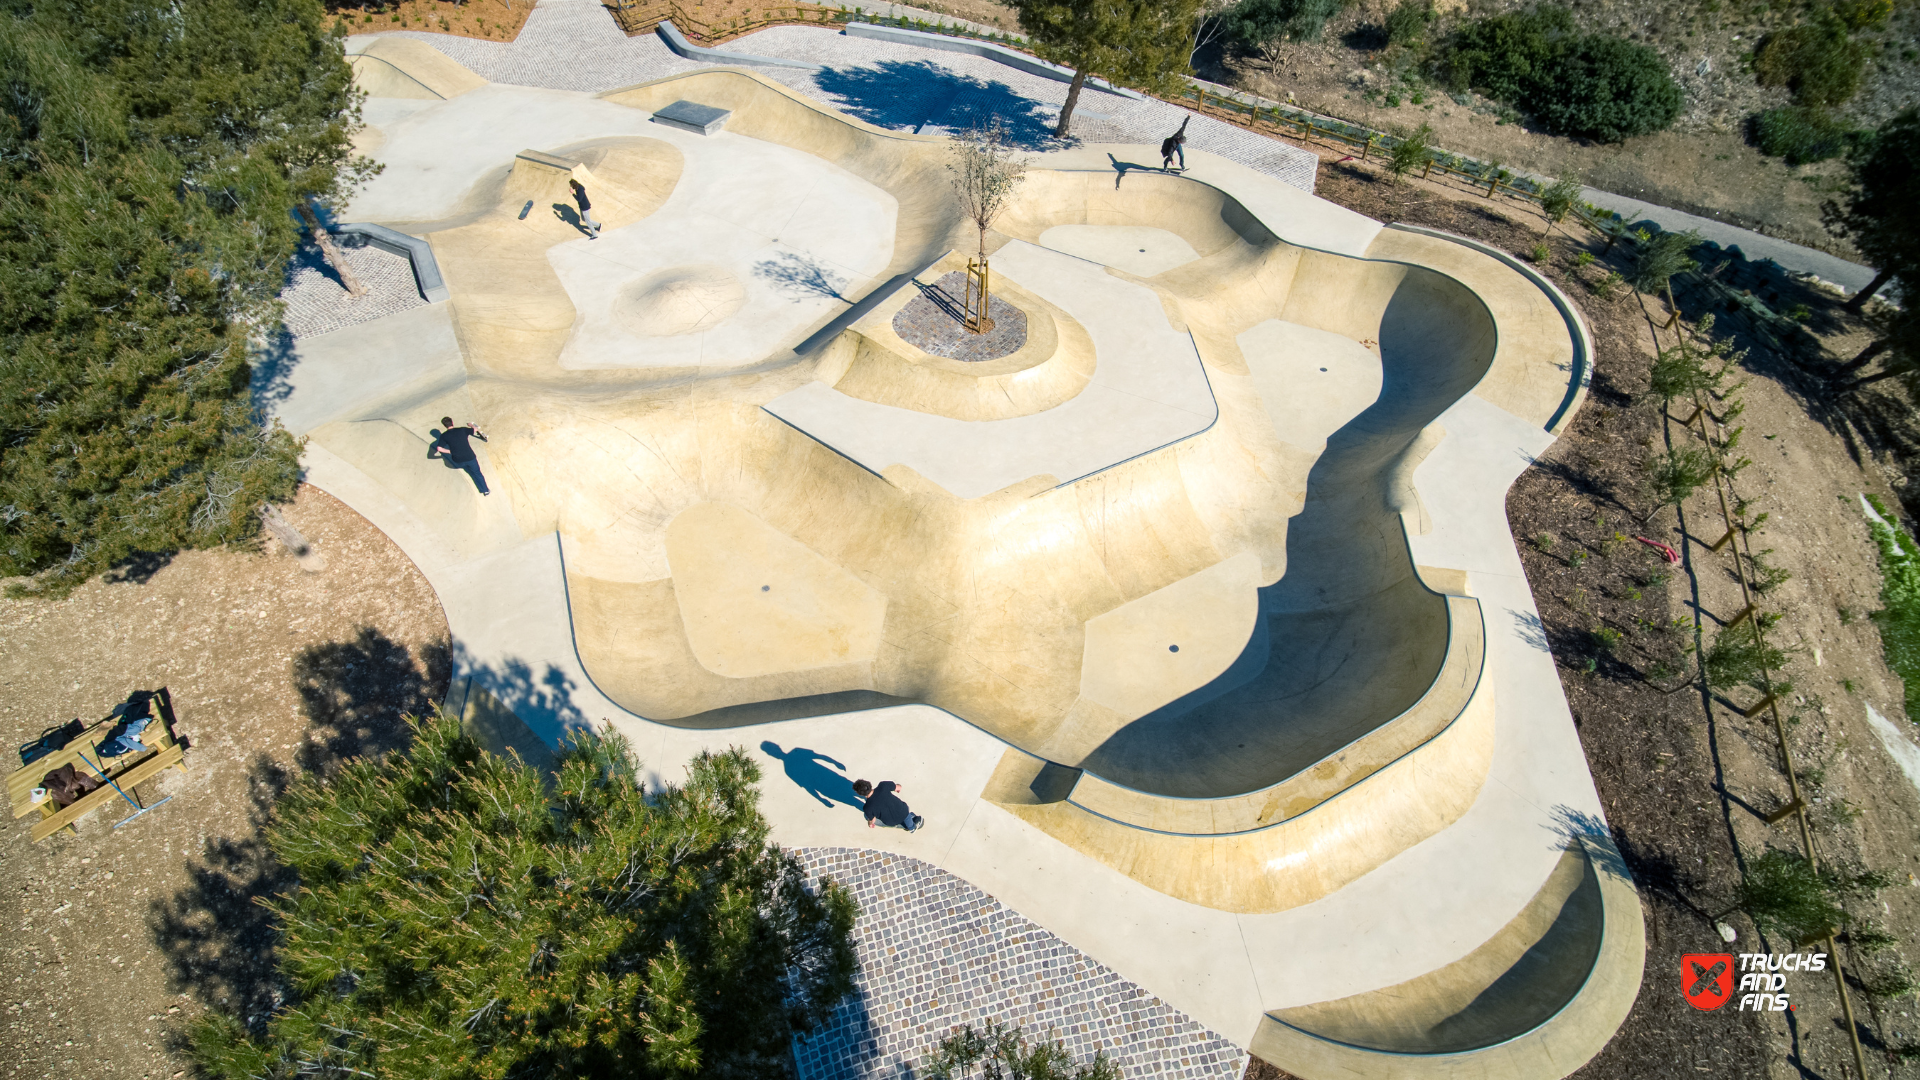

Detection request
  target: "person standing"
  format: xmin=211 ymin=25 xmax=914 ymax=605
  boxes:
xmin=568 ymin=178 xmax=602 ymax=239
xmin=428 ymin=416 xmax=491 ymax=496
xmin=1161 ymin=116 xmax=1190 ymax=171
xmin=853 ymin=778 xmax=923 ymax=832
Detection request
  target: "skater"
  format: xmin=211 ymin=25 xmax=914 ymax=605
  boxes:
xmin=1161 ymin=117 xmax=1189 ymax=171
xmin=429 ymin=416 xmax=491 ymax=495
xmin=853 ymin=778 xmax=922 ymax=832
xmin=568 ymin=178 xmax=602 ymax=239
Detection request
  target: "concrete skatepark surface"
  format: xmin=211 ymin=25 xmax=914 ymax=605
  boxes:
xmin=268 ymin=25 xmax=1639 ymax=1079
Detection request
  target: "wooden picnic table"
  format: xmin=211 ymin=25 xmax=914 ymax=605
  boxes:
xmin=8 ymin=688 xmax=187 ymax=842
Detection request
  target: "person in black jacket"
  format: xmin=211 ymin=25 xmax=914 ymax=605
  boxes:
xmin=568 ymin=178 xmax=602 ymax=239
xmin=1161 ymin=116 xmax=1189 ymax=171
xmin=853 ymin=778 xmax=923 ymax=832
xmin=429 ymin=416 xmax=491 ymax=495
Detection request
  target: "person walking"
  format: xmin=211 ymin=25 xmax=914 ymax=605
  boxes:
xmin=429 ymin=416 xmax=491 ymax=495
xmin=568 ymin=178 xmax=602 ymax=239
xmin=853 ymin=778 xmax=923 ymax=832
xmin=1160 ymin=117 xmax=1189 ymax=172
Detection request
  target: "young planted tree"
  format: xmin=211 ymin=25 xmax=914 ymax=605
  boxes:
xmin=1385 ymin=123 xmax=1434 ymax=182
xmin=1011 ymin=0 xmax=1206 ymax=138
xmin=1225 ymin=0 xmax=1339 ymax=74
xmin=1826 ymin=106 xmax=1920 ymax=311
xmin=1717 ymin=849 xmax=1892 ymax=944
xmin=1640 ymin=446 xmax=1714 ymax=522
xmin=947 ymin=118 xmax=1029 ymax=332
xmin=190 ymin=709 xmax=859 ymax=1080
xmin=1628 ymin=227 xmax=1702 ymax=296
xmin=0 ymin=0 xmax=372 ymax=595
xmin=1537 ymin=174 xmax=1582 ymax=237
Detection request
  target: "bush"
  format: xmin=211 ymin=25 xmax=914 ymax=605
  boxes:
xmin=1384 ymin=0 xmax=1432 ymax=46
xmin=1643 ymin=445 xmax=1715 ymax=518
xmin=1387 ymin=122 xmax=1434 ymax=179
xmin=1531 ymin=35 xmax=1683 ymax=141
xmin=1866 ymin=494 xmax=1920 ymax=718
xmin=1629 ymin=227 xmax=1702 ymax=295
xmin=1750 ymin=105 xmax=1863 ymax=164
xmin=1226 ymin=0 xmax=1340 ymax=69
xmin=1702 ymin=620 xmax=1789 ymax=689
xmin=1754 ymin=11 xmax=1866 ymax=108
xmin=1440 ymin=6 xmax=1574 ymax=99
xmin=1440 ymin=7 xmax=1681 ymax=141
xmin=929 ymin=1020 xmax=1120 ymax=1080
xmin=1723 ymin=849 xmax=1892 ymax=943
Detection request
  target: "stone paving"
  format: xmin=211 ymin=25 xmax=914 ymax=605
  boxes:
xmin=793 ymin=848 xmax=1247 ymax=1080
xmin=892 ymin=272 xmax=1027 ymax=361
xmin=357 ymin=0 xmax=1319 ymax=192
xmin=280 ymin=239 xmax=426 ymax=338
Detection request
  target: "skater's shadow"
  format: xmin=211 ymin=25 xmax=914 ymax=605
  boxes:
xmin=761 ymin=741 xmax=862 ymax=809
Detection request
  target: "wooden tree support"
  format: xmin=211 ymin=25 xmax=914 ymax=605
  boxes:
xmin=1740 ymin=692 xmax=1779 ymax=719
xmin=1709 ymin=528 xmax=1740 ymax=554
xmin=963 ymin=258 xmax=992 ymax=335
xmin=1763 ymin=796 xmax=1807 ymax=825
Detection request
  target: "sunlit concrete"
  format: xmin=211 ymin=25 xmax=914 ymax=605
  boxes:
xmin=265 ymin=46 xmax=1638 ymax=1080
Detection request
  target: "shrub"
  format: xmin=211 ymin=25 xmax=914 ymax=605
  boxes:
xmin=929 ymin=1020 xmax=1120 ymax=1080
xmin=1754 ymin=11 xmax=1866 ymax=108
xmin=1384 ymin=0 xmax=1431 ymax=47
xmin=1531 ymin=35 xmax=1683 ymax=141
xmin=1440 ymin=6 xmax=1573 ymax=98
xmin=1866 ymin=494 xmax=1920 ymax=718
xmin=1440 ymin=8 xmax=1681 ymax=142
xmin=1750 ymin=105 xmax=1863 ymax=164
xmin=1538 ymin=174 xmax=1583 ymax=233
xmin=1226 ymin=0 xmax=1340 ymax=70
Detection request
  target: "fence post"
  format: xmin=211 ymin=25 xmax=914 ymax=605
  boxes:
xmin=1362 ymin=134 xmax=1376 ymax=160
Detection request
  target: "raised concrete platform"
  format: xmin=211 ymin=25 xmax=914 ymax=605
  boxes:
xmin=270 ymin=45 xmax=1641 ymax=1080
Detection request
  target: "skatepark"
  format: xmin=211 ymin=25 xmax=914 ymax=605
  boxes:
xmin=269 ymin=23 xmax=1642 ymax=1079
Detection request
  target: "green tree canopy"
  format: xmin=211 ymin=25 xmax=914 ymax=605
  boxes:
xmin=191 ymin=710 xmax=859 ymax=1079
xmin=1827 ymin=107 xmax=1920 ymax=309
xmin=1439 ymin=7 xmax=1681 ymax=142
xmin=1010 ymin=0 xmax=1205 ymax=138
xmin=1224 ymin=0 xmax=1338 ymax=73
xmin=0 ymin=0 xmax=367 ymax=594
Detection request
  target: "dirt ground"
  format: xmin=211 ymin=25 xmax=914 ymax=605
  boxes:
xmin=0 ymin=486 xmax=450 ymax=1080
xmin=324 ymin=0 xmax=533 ymax=42
xmin=1291 ymin=154 xmax=1920 ymax=1079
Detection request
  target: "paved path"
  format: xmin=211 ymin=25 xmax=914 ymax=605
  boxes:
xmin=1578 ymin=186 xmax=1876 ymax=293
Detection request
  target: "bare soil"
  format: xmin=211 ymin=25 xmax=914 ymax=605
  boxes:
xmin=325 ymin=0 xmax=533 ymax=42
xmin=0 ymin=486 xmax=449 ymax=1080
xmin=1267 ymin=155 xmax=1920 ymax=1080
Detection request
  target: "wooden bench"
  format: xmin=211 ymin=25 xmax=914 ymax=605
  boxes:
xmin=9 ymin=688 xmax=188 ymax=842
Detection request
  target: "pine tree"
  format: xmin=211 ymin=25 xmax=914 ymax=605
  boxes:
xmin=1827 ymin=107 xmax=1920 ymax=311
xmin=1008 ymin=0 xmax=1206 ymax=138
xmin=0 ymin=0 xmax=370 ymax=594
xmin=190 ymin=709 xmax=860 ymax=1079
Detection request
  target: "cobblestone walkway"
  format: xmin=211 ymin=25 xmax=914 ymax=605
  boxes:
xmin=355 ymin=0 xmax=1317 ymax=192
xmin=280 ymin=239 xmax=426 ymax=338
xmin=793 ymin=848 xmax=1246 ymax=1080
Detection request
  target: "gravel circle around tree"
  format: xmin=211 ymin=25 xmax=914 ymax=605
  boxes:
xmin=891 ymin=272 xmax=1028 ymax=362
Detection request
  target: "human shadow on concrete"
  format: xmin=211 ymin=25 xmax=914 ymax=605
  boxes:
xmin=761 ymin=741 xmax=863 ymax=809
xmin=812 ymin=60 xmax=1057 ymax=147
xmin=150 ymin=626 xmax=449 ymax=1043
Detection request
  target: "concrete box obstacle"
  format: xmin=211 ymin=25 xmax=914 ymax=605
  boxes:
xmin=650 ymin=100 xmax=732 ymax=136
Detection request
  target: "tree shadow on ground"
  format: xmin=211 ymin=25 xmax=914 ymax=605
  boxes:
xmin=150 ymin=628 xmax=451 ymax=1045
xmin=292 ymin=626 xmax=451 ymax=775
xmin=811 ymin=60 xmax=1058 ymax=147
xmin=754 ymin=250 xmax=850 ymax=302
xmin=104 ymin=550 xmax=176 ymax=584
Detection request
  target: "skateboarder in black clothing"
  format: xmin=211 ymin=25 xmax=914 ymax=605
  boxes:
xmin=1161 ymin=117 xmax=1189 ymax=171
xmin=429 ymin=416 xmax=491 ymax=495
xmin=568 ymin=178 xmax=602 ymax=239
xmin=854 ymin=778 xmax=923 ymax=832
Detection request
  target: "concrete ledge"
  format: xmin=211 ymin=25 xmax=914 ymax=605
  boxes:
xmin=652 ymin=99 xmax=732 ymax=135
xmin=1385 ymin=223 xmax=1593 ymax=435
xmin=333 ymin=221 xmax=450 ymax=303
xmin=656 ymin=20 xmax=822 ymax=70
xmin=846 ymin=22 xmax=1145 ymax=100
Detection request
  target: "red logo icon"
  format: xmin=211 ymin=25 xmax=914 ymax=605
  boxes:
xmin=1683 ymin=953 xmax=1734 ymax=1011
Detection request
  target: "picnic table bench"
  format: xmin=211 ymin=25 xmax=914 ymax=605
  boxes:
xmin=8 ymin=688 xmax=187 ymax=842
